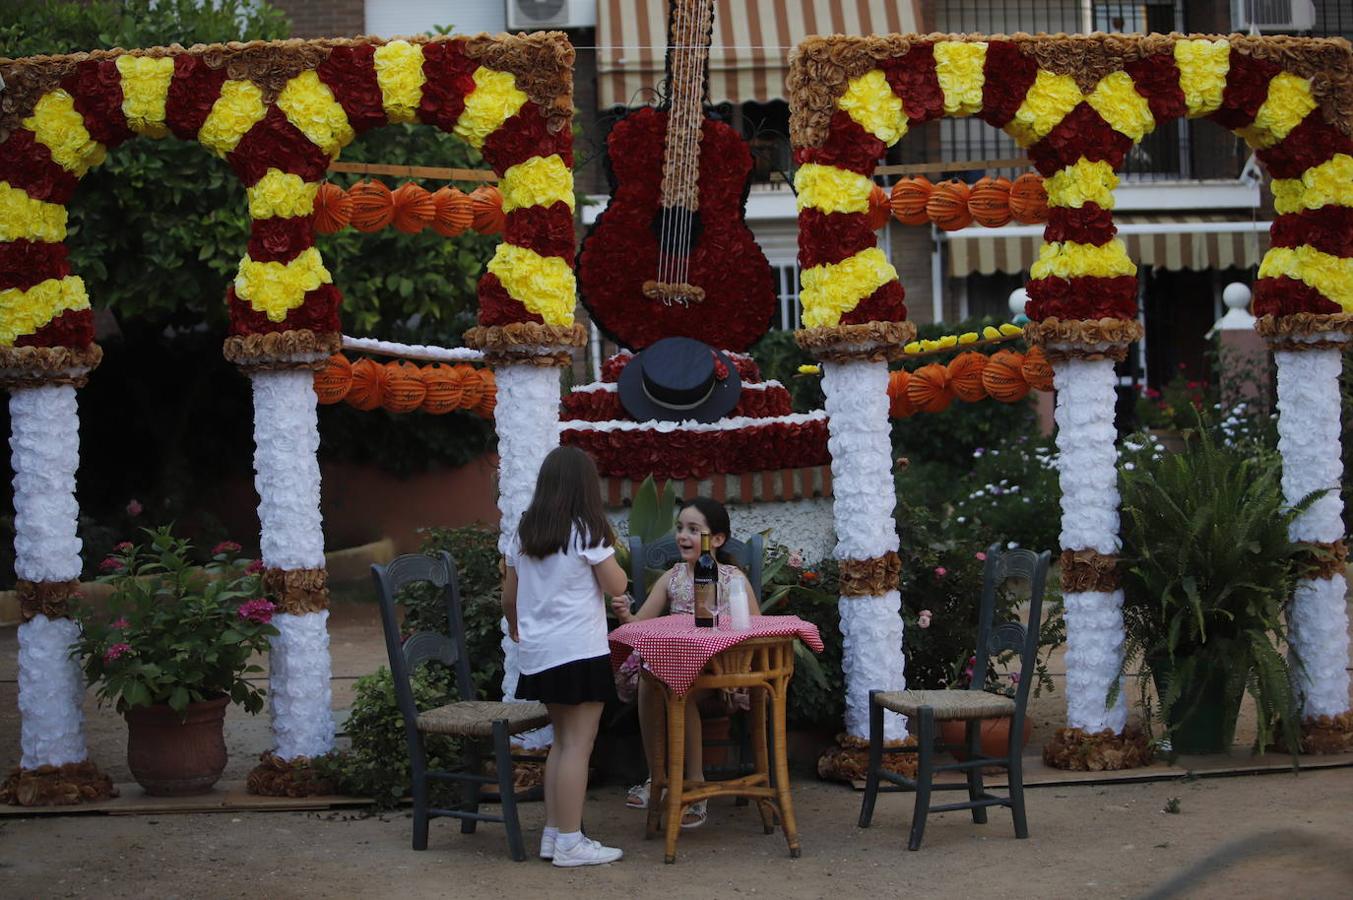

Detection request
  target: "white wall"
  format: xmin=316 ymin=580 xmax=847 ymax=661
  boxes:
xmin=365 ymin=0 xmax=506 ymax=38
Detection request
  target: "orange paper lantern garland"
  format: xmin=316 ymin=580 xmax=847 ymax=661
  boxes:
xmin=1021 ymin=345 xmax=1055 ymax=392
xmin=907 ymin=363 xmax=953 ymax=414
xmin=889 ymin=173 xmax=1046 ymax=229
xmin=886 ymin=347 xmax=1053 ymax=417
xmin=946 ymin=351 xmax=988 ymax=403
xmin=311 ymin=180 xmax=503 ymax=237
xmin=315 ymin=354 xmax=494 ymax=417
xmin=981 ymin=350 xmax=1031 ymax=403
xmin=887 ymin=369 xmax=915 ymax=418
xmin=866 ymin=183 xmax=892 ymax=230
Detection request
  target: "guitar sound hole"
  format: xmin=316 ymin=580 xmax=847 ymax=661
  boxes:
xmin=651 ymin=207 xmax=703 ymax=257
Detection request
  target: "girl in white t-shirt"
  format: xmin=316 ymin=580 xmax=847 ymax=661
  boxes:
xmin=503 ymin=446 xmax=629 ymax=867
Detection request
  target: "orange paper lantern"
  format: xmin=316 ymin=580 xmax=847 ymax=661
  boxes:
xmin=890 ymin=176 xmax=933 ymax=226
xmin=391 ymin=182 xmax=436 ymax=234
xmin=420 ymin=362 xmax=464 ymax=414
xmin=1009 ymin=173 xmax=1049 ymax=225
xmin=474 ymin=368 xmax=497 ymax=418
xmin=968 ymin=176 xmax=1012 ymax=228
xmin=947 ymin=351 xmax=989 ymax=403
xmin=907 ymin=363 xmax=954 ymax=414
xmin=346 ymin=358 xmax=386 ymax=410
xmin=313 ymin=182 xmax=351 ymax=234
xmin=1021 ymin=345 xmax=1055 ymax=392
xmin=455 ymin=364 xmax=484 ymax=410
xmin=866 ymin=183 xmax=891 ymax=231
xmin=983 ymin=350 xmax=1031 ymax=403
xmin=927 ymin=180 xmax=973 ymax=231
xmin=431 ymin=186 xmax=474 ymax=238
xmin=313 ymin=353 xmax=353 ymax=405
xmin=349 ymin=180 xmax=394 ymax=232
xmin=383 ymin=361 xmax=427 ymax=413
xmin=887 ymin=369 xmax=915 ymax=418
xmin=470 ymin=184 xmax=505 ymax=235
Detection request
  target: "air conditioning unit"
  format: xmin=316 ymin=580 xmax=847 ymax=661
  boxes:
xmin=1231 ymin=0 xmax=1317 ymax=32
xmin=506 ymin=0 xmax=596 ymax=31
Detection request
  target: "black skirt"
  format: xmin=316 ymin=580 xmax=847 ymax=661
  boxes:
xmin=516 ymin=655 xmax=617 ymax=705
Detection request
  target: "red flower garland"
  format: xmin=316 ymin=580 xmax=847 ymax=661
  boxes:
xmin=1026 ymin=274 xmax=1138 ymax=321
xmin=1029 ymin=102 xmax=1131 ymax=176
xmin=980 ymin=41 xmax=1039 ymax=129
xmin=482 ymin=102 xmax=574 ymax=173
xmin=1044 ymin=203 xmax=1116 ymax=246
xmin=1269 ymin=207 xmax=1353 ymax=258
xmin=317 ymin=44 xmax=387 ymax=134
xmin=227 ymin=105 xmax=331 ymax=187
xmin=417 ymin=41 xmax=477 ymax=133
xmin=1257 ymin=112 xmax=1353 ymax=180
xmin=561 ymin=418 xmax=829 ymax=480
xmin=0 ymin=130 xmax=78 ymax=204
xmin=792 ymin=110 xmax=884 ymax=176
xmin=16 ymin=308 xmax=94 ymax=348
xmin=882 ymin=42 xmax=944 ymax=123
xmin=504 ymin=201 xmax=574 ymax=261
xmin=1253 ymin=276 xmax=1342 ymax=317
xmin=228 ymin=284 xmax=342 ymax=336
xmin=1210 ymin=50 xmax=1280 ymax=130
xmin=164 ymin=55 xmax=228 ymax=140
xmin=560 ymin=383 xmax=793 ymax=422
xmin=248 ymin=215 xmax=316 ymax=263
xmin=0 ymin=239 xmax=71 ymax=291
xmin=841 ymin=279 xmax=907 ymax=325
xmin=62 ymin=59 xmax=134 ymax=148
xmin=1123 ymin=54 xmax=1187 ymax=123
xmin=797 ymin=208 xmax=877 ymax=270
xmin=477 ymin=272 xmax=545 ymax=327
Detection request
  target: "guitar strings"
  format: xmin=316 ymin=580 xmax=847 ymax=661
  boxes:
xmin=676 ymin=0 xmax=707 ymax=302
xmin=665 ymin=0 xmax=698 ymax=298
xmin=673 ymin=0 xmax=700 ymax=300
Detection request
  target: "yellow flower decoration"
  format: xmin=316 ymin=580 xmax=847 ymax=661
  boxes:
xmin=1174 ymin=39 xmax=1229 ymax=118
xmin=1007 ymin=71 xmax=1083 ymax=147
xmin=838 ymin=69 xmax=908 ymax=145
xmin=23 ymin=89 xmax=106 ymax=176
xmin=1259 ymin=245 xmax=1353 ymax=312
xmin=277 ymin=70 xmax=355 ymax=158
xmin=1237 ymin=72 xmax=1317 ymax=149
xmin=234 ymin=247 xmax=332 ymax=322
xmin=981 ymin=326 xmax=1001 ymax=340
xmin=934 ymin=42 xmax=987 ymax=117
xmin=374 ymin=40 xmax=427 ymax=124
xmin=246 ymin=169 xmax=320 ymax=220
xmin=1045 ymin=158 xmax=1119 ymax=209
xmin=116 ymin=55 xmax=174 ymax=138
xmin=903 ymin=342 xmax=921 ymax=354
xmin=998 ymin=323 xmax=1024 ymax=336
xmin=796 ymin=364 xmax=821 ymax=375
xmin=455 ymin=67 xmax=528 ymax=149
xmin=1086 ymin=71 xmax=1154 ymax=142
xmin=198 ymin=80 xmax=267 ymax=157
xmin=486 ymin=243 xmax=576 ymax=326
xmin=958 ymin=331 xmax=979 ymax=344
xmin=1270 ymin=154 xmax=1353 ymax=214
xmin=0 ymin=276 xmax=90 ymax=345
xmin=500 ymin=154 xmax=575 ymax=212
xmin=799 ymin=247 xmax=895 ymax=329
xmin=0 ymin=182 xmax=69 ymax=242
xmin=920 ymin=339 xmax=939 ymax=351
xmin=795 ymin=163 xmax=874 ymax=215
xmin=1031 ymin=239 xmax=1137 ymax=280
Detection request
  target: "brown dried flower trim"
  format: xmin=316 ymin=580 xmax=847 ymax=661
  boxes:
xmin=0 ymin=344 xmax=103 ymax=390
xmin=1 ymin=761 xmax=117 ymax=807
xmin=223 ymin=331 xmax=342 ymax=370
xmin=463 ymin=32 xmax=575 ymax=136
xmin=817 ymin=732 xmax=919 ymax=784
xmin=1255 ymin=313 xmax=1353 ymax=352
xmin=1297 ymin=539 xmax=1349 ymax=581
xmin=1022 ymin=317 xmax=1142 ymax=364
xmin=246 ymin=750 xmax=337 ymax=797
xmin=1059 ymin=549 xmax=1121 ymax=593
xmin=839 ymin=551 xmax=902 ymax=597
xmin=463 ymin=322 xmax=586 ymax=366
xmin=1295 ymin=711 xmax=1353 ymax=755
xmin=16 ymin=578 xmax=80 ymax=621
xmin=794 ymin=320 xmax=919 ymax=363
xmin=1043 ymin=725 xmax=1154 ymax=771
xmin=262 ymin=566 xmax=329 ymax=614
xmin=788 ymin=34 xmax=919 ymax=149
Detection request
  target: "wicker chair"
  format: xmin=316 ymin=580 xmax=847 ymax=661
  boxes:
xmin=857 ymin=542 xmax=1051 ymax=850
xmin=372 ymin=552 xmax=548 ymax=861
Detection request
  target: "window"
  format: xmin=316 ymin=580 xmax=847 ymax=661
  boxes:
xmin=774 ymin=264 xmax=802 ymax=331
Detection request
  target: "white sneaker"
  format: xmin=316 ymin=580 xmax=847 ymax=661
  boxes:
xmin=540 ymin=831 xmax=556 ymax=860
xmin=551 ymin=836 xmax=623 ymax=867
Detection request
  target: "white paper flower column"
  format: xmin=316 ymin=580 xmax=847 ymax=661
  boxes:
xmin=1273 ymin=346 xmax=1350 ymax=726
xmin=1051 ymin=358 xmax=1129 ymax=735
xmin=822 ymin=360 xmax=906 ymax=743
xmin=250 ymin=368 xmax=334 ymax=761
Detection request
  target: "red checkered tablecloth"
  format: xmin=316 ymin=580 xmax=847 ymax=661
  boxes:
xmin=609 ymin=615 xmax=824 ymax=696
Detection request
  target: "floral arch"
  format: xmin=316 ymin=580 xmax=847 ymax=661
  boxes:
xmin=790 ymin=32 xmax=1353 ymax=763
xmin=0 ymin=32 xmax=580 ymax=783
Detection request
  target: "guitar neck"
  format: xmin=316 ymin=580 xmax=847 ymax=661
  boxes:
xmin=660 ymin=0 xmax=715 ymax=212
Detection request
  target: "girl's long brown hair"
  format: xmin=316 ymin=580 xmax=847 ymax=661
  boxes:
xmin=518 ymin=446 xmax=613 ymax=558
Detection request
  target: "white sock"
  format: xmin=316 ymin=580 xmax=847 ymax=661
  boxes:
xmin=556 ymin=830 xmax=583 ymax=850
xmin=543 ymin=826 xmax=559 ymax=841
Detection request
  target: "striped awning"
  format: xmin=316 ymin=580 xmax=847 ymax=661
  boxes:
xmin=596 ymin=0 xmax=922 ymax=108
xmin=944 ymin=214 xmax=1272 ymax=277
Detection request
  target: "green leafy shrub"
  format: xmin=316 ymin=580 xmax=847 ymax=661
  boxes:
xmin=747 ymin=329 xmax=825 ymax=413
xmin=947 ymin=435 xmax=1062 ymax=555
xmin=412 ymin=524 xmax=508 ymax=699
xmin=760 ymin=549 xmax=843 ymax=728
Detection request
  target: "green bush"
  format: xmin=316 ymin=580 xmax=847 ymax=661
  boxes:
xmin=413 ymin=524 xmax=508 ymax=700
xmin=747 ymin=329 xmax=825 ymax=413
xmin=946 ymin=435 xmax=1062 ymax=555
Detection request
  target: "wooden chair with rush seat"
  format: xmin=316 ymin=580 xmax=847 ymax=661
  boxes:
xmin=857 ymin=542 xmax=1052 ymax=850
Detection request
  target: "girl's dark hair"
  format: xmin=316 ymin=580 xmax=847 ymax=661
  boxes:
xmin=519 ymin=446 xmax=613 ymax=559
xmin=679 ymin=496 xmax=734 ymax=564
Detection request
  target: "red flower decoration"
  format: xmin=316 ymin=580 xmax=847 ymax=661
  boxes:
xmin=560 ymin=418 xmax=829 ymax=479
xmin=227 ymin=284 xmax=342 ymax=337
xmin=0 ymin=239 xmax=71 ymax=291
xmin=248 ymin=215 xmax=316 ymax=263
xmin=477 ymin=272 xmax=545 ymax=327
xmin=16 ymin=308 xmax=94 ymax=349
xmin=62 ymin=58 xmax=134 ymax=148
xmin=0 ymin=130 xmax=79 ymax=204
xmin=1029 ymin=102 xmax=1131 ymax=176
xmin=980 ymin=41 xmax=1039 ymax=129
xmin=1045 ymin=203 xmax=1116 ymax=246
xmin=317 ymin=43 xmax=387 ymax=133
xmin=482 ymin=102 xmax=574 ymax=173
xmin=1210 ymin=50 xmax=1280 ymax=130
xmin=164 ymin=55 xmax=228 ymax=141
xmin=712 ymin=353 xmax=730 ymax=381
xmin=1270 ymin=206 xmax=1353 ymax=258
xmin=418 ymin=41 xmax=478 ymax=132
xmin=840 ymin=279 xmax=907 ymax=325
xmin=504 ymin=201 xmax=575 ymax=261
xmin=1026 ymin=274 xmax=1138 ymax=321
xmin=798 ymin=208 xmax=877 ymax=270
xmin=1253 ymin=276 xmax=1342 ymax=317
xmin=882 ymin=42 xmax=944 ymax=123
xmin=793 ymin=110 xmax=885 ymax=176
xmin=1123 ymin=54 xmax=1187 ymax=123
xmin=227 ymin=106 xmax=331 ymax=187
xmin=1257 ymin=112 xmax=1353 ymax=180
xmin=560 ymin=383 xmax=792 ymax=422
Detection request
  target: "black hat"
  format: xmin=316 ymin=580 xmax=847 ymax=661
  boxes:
xmin=617 ymin=337 xmax=743 ymax=424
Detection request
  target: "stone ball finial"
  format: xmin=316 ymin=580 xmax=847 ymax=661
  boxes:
xmin=1222 ymin=282 xmax=1252 ymax=311
xmin=1008 ymin=287 xmax=1029 ymax=319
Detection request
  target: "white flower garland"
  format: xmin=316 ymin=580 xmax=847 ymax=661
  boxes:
xmin=11 ymin=385 xmax=88 ymax=768
xmin=822 ymin=361 xmax=905 ymax=739
xmin=1052 ymin=358 xmax=1127 ymax=732
xmin=268 ymin=610 xmax=335 ymax=759
xmin=561 ymin=410 xmax=827 ymax=434
xmin=567 ymin=379 xmax=785 ymax=395
xmin=1275 ymin=348 xmax=1350 ymax=717
xmin=341 ymin=336 xmax=484 ymax=363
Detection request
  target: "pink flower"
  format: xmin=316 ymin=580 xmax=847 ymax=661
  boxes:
xmin=113 ymin=541 xmax=134 ymax=553
xmin=99 ymin=557 xmax=125 ymax=572
xmin=917 ymin=610 xmax=932 ymax=629
xmin=974 ymin=551 xmax=987 ymax=561
xmin=787 ymin=550 xmax=804 ymax=569
xmin=238 ymin=598 xmax=276 ymax=625
xmin=112 ymin=618 xmax=129 ymax=629
xmin=244 ymin=559 xmax=265 ymax=575
xmin=125 ymin=499 xmax=143 ymax=517
xmin=212 ymin=541 xmax=242 ymax=556
xmin=933 ymin=566 xmax=948 ymax=578
xmin=1009 ymin=671 xmax=1022 ymax=685
xmin=103 ymin=642 xmax=132 ymax=663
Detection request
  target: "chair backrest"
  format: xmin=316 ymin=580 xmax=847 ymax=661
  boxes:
xmin=627 ymin=532 xmax=764 ymax=606
xmin=371 ymin=552 xmax=476 ymax=734
xmin=970 ymin=542 xmax=1052 ymax=711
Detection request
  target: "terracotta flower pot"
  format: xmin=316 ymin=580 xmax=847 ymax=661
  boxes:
xmin=939 ymin=714 xmax=1032 ymax=761
xmin=124 ymin=694 xmax=230 ymax=796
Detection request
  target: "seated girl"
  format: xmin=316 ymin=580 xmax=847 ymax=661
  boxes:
xmin=609 ymin=497 xmax=758 ymax=828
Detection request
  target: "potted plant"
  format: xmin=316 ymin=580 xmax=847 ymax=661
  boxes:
xmin=1132 ymin=370 xmax=1210 ymax=452
xmin=73 ymin=527 xmax=277 ymax=795
xmin=1118 ymin=428 xmax=1307 ymax=756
